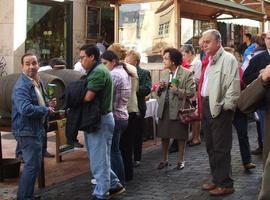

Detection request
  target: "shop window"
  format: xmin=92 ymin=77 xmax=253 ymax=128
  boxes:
xmin=26 ymin=2 xmax=68 ymax=65
xmin=86 ymin=6 xmax=101 ymax=39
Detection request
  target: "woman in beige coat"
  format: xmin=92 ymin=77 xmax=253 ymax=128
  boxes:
xmin=157 ymin=48 xmax=196 ymax=170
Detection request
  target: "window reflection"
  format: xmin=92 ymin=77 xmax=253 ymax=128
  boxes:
xmin=26 ymin=2 xmax=67 ymax=65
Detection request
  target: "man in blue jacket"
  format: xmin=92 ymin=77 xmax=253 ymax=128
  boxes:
xmin=12 ymin=53 xmax=56 ymax=200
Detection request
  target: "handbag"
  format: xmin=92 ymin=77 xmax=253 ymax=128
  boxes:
xmin=178 ymin=93 xmax=200 ymax=124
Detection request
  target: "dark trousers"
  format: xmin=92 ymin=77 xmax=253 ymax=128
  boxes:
xmin=66 ymin=130 xmax=79 ymax=145
xmin=257 ymin=109 xmax=265 ymax=147
xmin=120 ymin=112 xmax=137 ymax=181
xmin=111 ymin=119 xmax=128 ymax=185
xmin=202 ymin=97 xmax=234 ymax=188
xmin=232 ymin=109 xmax=252 ymax=165
xmin=133 ymin=109 xmax=146 ymax=161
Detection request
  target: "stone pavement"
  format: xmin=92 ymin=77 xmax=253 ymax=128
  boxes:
xmin=38 ymin=122 xmax=263 ymax=200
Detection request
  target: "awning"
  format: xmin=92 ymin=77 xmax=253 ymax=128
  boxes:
xmin=114 ymin=0 xmax=266 ymax=21
xmin=217 ymin=13 xmax=260 ymax=27
xmin=129 ymin=0 xmax=265 ymax=21
xmin=180 ymin=0 xmax=264 ymax=21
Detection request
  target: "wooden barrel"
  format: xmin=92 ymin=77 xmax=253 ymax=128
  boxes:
xmin=0 ymin=73 xmax=20 ymax=119
xmin=39 ymin=69 xmax=86 ymax=88
xmin=0 ymin=73 xmax=65 ymax=122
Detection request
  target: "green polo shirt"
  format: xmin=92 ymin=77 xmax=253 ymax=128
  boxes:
xmin=86 ymin=63 xmax=113 ymax=114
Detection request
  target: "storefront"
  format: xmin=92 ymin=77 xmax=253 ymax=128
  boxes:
xmin=86 ymin=0 xmax=115 ymax=45
xmin=112 ymin=0 xmax=266 ymax=63
xmin=25 ymin=0 xmax=73 ymax=67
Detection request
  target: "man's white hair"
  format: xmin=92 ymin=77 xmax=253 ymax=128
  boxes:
xmin=203 ymin=29 xmax=222 ymax=43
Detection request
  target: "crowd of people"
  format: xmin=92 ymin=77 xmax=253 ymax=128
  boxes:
xmin=11 ymin=29 xmax=270 ymax=200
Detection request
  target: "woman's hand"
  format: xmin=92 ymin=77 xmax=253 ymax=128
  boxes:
xmin=159 ymin=80 xmax=167 ymax=89
xmin=170 ymin=84 xmax=178 ymax=92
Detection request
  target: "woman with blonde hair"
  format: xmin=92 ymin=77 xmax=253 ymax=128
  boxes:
xmin=108 ymin=43 xmax=139 ymax=181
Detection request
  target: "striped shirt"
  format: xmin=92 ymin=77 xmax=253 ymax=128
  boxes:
xmin=111 ymin=65 xmax=132 ymax=120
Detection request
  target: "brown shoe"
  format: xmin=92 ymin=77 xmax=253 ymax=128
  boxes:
xmin=244 ymin=163 xmax=256 ymax=170
xmin=209 ymin=187 xmax=234 ymax=196
xmin=251 ymin=146 xmax=263 ymax=155
xmin=202 ymin=183 xmax=217 ymax=190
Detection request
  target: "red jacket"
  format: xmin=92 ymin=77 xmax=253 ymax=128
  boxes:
xmin=197 ymin=55 xmax=210 ymax=114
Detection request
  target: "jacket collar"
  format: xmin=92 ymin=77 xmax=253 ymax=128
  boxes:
xmin=21 ymin=73 xmax=34 ymax=86
xmin=210 ymin=47 xmax=224 ymax=65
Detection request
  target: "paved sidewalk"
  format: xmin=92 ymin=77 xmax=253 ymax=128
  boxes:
xmin=38 ymin=122 xmax=263 ymax=200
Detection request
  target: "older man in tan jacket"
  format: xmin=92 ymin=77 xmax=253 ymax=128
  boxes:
xmin=200 ymin=29 xmax=240 ymax=196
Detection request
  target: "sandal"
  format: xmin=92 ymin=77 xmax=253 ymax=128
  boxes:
xmin=189 ymin=141 xmax=201 ymax=147
xmin=176 ymin=161 xmax=185 ymax=170
xmin=157 ymin=161 xmax=169 ymax=170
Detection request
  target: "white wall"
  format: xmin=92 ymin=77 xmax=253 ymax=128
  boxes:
xmin=72 ymin=0 xmax=87 ymax=65
xmin=0 ymin=0 xmax=27 ymax=74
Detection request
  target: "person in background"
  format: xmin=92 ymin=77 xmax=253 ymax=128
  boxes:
xmin=38 ymin=60 xmax=52 ymax=72
xmin=224 ymin=47 xmax=256 ymax=171
xmin=181 ymin=44 xmax=202 ymax=146
xmin=200 ymin=29 xmax=240 ymax=196
xmin=242 ymin=34 xmax=266 ymax=71
xmin=242 ymin=33 xmax=256 ymax=63
xmin=101 ymin=50 xmax=132 ymax=185
xmin=74 ymin=60 xmax=86 ymax=74
xmin=243 ymin=32 xmax=270 ymax=156
xmin=125 ymin=50 xmax=151 ymax=168
xmin=108 ymin=43 xmax=139 ymax=182
xmin=38 ymin=57 xmax=66 ymax=72
xmin=156 ymin=48 xmax=195 ymax=170
xmin=96 ymin=36 xmax=106 ymax=55
xmin=80 ymin=44 xmax=125 ymax=200
xmin=49 ymin=57 xmax=66 ymax=69
xmin=12 ymin=53 xmax=56 ymax=200
xmin=238 ymin=64 xmax=270 ymax=200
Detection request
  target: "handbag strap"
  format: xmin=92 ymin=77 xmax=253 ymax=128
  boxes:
xmin=181 ymin=91 xmax=187 ymax=110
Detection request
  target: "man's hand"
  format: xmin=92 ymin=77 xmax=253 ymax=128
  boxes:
xmin=48 ymin=98 xmax=57 ymax=109
xmin=48 ymin=106 xmax=55 ymax=114
xmin=261 ymin=65 xmax=270 ymax=82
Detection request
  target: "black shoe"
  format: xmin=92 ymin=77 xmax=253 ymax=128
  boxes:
xmin=109 ymin=183 xmax=126 ymax=198
xmin=251 ymin=147 xmax=263 ymax=155
xmin=74 ymin=141 xmax=84 ymax=148
xmin=44 ymin=151 xmax=55 ymax=158
xmin=90 ymin=195 xmax=107 ymax=200
xmin=33 ymin=194 xmax=41 ymax=199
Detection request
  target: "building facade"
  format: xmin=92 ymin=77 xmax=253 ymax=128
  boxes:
xmin=0 ymin=0 xmax=270 ymax=74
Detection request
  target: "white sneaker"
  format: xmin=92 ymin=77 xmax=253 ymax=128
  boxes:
xmin=91 ymin=178 xmax=97 ymax=185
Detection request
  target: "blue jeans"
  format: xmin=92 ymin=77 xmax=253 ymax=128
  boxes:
xmin=16 ymin=132 xmax=48 ymax=158
xmin=84 ymin=113 xmax=120 ymax=199
xmin=15 ymin=135 xmax=43 ymax=200
xmin=111 ymin=119 xmax=128 ymax=186
xmin=232 ymin=109 xmax=251 ymax=165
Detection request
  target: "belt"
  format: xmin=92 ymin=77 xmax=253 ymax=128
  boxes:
xmin=101 ymin=111 xmax=111 ymax=115
xmin=202 ymin=96 xmax=209 ymax=100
